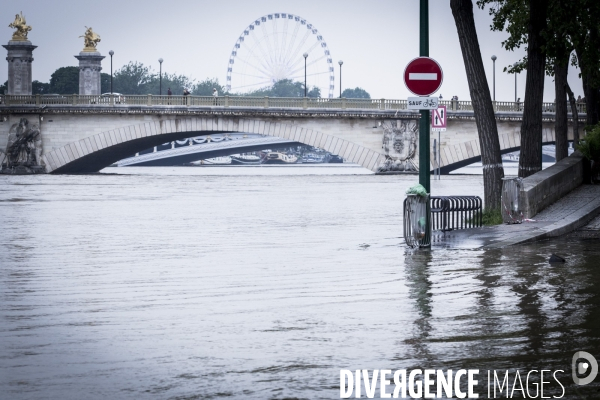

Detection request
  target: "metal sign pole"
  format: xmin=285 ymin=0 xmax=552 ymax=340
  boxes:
xmin=438 ymin=130 xmax=441 ymax=179
xmin=419 ymin=0 xmax=431 ymax=246
xmin=433 ymin=138 xmax=437 ymax=180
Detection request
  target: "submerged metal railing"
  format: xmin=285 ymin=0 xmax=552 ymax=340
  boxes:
xmin=430 ymin=196 xmax=483 ymax=232
xmin=0 ymin=94 xmax=587 ymax=114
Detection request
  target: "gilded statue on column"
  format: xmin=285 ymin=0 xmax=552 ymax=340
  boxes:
xmin=8 ymin=11 xmax=32 ymax=41
xmin=80 ymin=26 xmax=101 ymax=51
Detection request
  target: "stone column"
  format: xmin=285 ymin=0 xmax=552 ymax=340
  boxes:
xmin=2 ymin=40 xmax=37 ymax=95
xmin=74 ymin=51 xmax=105 ymax=95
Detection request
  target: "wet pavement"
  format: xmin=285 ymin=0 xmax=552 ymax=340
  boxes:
xmin=434 ymin=184 xmax=600 ymax=249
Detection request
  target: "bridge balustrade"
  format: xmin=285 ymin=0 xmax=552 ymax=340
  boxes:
xmin=0 ymin=94 xmax=588 ymax=114
xmin=124 ymin=95 xmax=150 ymax=106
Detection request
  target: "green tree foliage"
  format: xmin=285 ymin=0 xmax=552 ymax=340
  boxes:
xmin=478 ymin=0 xmax=600 ymax=124
xmin=0 ymin=80 xmax=7 ymax=94
xmin=577 ymin=122 xmax=600 ymax=180
xmin=577 ymin=123 xmax=600 ymax=161
xmin=112 ymin=61 xmax=203 ymax=95
xmin=306 ymin=87 xmax=321 ymax=98
xmin=20 ymin=63 xmax=330 ymax=99
xmin=153 ymin=72 xmax=196 ymax=96
xmin=100 ymin=73 xmax=111 ymax=94
xmin=240 ymin=79 xmax=321 ymax=98
xmin=49 ymin=66 xmax=79 ymax=94
xmin=193 ymin=78 xmax=228 ymax=96
xmin=32 ymin=80 xmax=50 ymax=94
xmin=341 ymin=87 xmax=371 ymax=99
xmin=112 ymin=62 xmax=154 ymax=94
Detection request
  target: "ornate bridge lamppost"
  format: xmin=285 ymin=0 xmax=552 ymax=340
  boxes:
xmin=303 ymin=52 xmax=308 ymax=97
xmin=109 ymin=50 xmax=114 ymax=94
xmin=514 ymin=62 xmax=518 ymax=103
xmin=338 ymin=60 xmax=343 ymax=98
xmin=491 ymin=55 xmax=496 ymax=101
xmin=158 ymin=58 xmax=163 ymax=95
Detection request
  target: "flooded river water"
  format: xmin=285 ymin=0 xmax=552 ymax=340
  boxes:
xmin=1 ymin=165 xmax=599 ymax=399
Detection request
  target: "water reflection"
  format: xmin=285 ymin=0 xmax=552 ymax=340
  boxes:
xmin=403 ymin=249 xmax=434 ymax=364
xmin=0 ymin=169 xmax=599 ymax=399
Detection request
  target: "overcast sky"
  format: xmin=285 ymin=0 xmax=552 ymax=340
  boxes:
xmin=2 ymin=0 xmax=584 ymax=101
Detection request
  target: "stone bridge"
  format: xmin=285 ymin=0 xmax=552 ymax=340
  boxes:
xmin=0 ymin=95 xmax=586 ymax=173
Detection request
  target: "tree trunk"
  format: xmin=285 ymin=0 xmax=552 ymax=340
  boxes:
xmin=554 ymin=58 xmax=569 ymax=161
xmin=518 ymin=0 xmax=548 ymax=178
xmin=579 ymin=68 xmax=600 ymax=127
xmin=576 ymin=47 xmax=600 ymax=127
xmin=451 ymin=0 xmax=504 ymax=210
xmin=565 ymin=82 xmax=579 ymax=145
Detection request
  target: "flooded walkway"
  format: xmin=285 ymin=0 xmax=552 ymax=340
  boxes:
xmin=435 ymin=184 xmax=600 ymax=249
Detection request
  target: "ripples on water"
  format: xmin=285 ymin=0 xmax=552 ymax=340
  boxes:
xmin=1 ymin=165 xmax=598 ymax=399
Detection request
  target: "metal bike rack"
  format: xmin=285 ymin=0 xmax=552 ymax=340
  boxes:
xmin=430 ymin=196 xmax=483 ymax=232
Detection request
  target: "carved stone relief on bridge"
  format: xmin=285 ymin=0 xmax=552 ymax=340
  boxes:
xmin=0 ymin=117 xmax=45 ymax=174
xmin=377 ymin=120 xmax=418 ymax=173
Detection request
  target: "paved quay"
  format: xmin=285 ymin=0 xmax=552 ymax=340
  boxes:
xmin=432 ymin=184 xmax=600 ymax=249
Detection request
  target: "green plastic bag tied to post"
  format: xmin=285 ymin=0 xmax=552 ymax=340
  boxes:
xmin=406 ymin=184 xmax=428 ymax=197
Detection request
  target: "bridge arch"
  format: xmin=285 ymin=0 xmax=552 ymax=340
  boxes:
xmin=42 ymin=117 xmax=386 ymax=173
xmin=436 ymin=127 xmax=559 ymax=173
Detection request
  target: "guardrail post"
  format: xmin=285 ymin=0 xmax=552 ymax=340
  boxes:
xmin=380 ymin=98 xmax=385 ymax=109
xmin=148 ymin=94 xmax=152 ymax=106
xmin=110 ymin=94 xmax=115 ymax=106
xmin=72 ymin=94 xmax=77 ymax=106
xmin=35 ymin=94 xmax=40 ymax=106
xmin=492 ymin=100 xmax=496 ymax=112
xmin=225 ymin=95 xmax=229 ymax=107
xmin=186 ymin=95 xmax=191 ymax=106
xmin=341 ymin=98 xmax=346 ymax=109
xmin=264 ymin=96 xmax=269 ymax=108
xmin=303 ymin=97 xmax=307 ymax=109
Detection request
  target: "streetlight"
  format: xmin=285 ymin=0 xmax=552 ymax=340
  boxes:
xmin=491 ymin=55 xmax=497 ymax=101
xmin=303 ymin=53 xmax=308 ymax=97
xmin=513 ymin=62 xmax=518 ymax=103
xmin=338 ymin=60 xmax=343 ymax=98
xmin=109 ymin=50 xmax=114 ymax=94
xmin=158 ymin=58 xmax=163 ymax=95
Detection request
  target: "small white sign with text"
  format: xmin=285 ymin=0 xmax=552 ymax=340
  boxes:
xmin=407 ymin=97 xmax=439 ymax=110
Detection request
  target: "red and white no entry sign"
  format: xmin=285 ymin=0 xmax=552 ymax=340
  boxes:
xmin=403 ymin=57 xmax=443 ymax=96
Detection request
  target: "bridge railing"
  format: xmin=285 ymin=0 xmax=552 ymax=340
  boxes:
xmin=0 ymin=94 xmax=588 ymax=114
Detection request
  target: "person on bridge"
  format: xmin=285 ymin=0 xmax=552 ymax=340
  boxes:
xmin=213 ymin=88 xmax=218 ymax=105
xmin=167 ymin=88 xmax=172 ymax=96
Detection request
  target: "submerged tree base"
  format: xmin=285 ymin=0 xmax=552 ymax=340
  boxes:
xmin=467 ymin=208 xmax=503 ymax=226
xmin=481 ymin=209 xmax=503 ymax=225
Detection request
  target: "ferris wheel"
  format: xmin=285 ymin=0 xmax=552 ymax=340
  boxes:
xmin=226 ymin=13 xmax=335 ymax=98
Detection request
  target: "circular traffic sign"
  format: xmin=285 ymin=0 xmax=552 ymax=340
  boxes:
xmin=403 ymin=57 xmax=443 ymax=96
